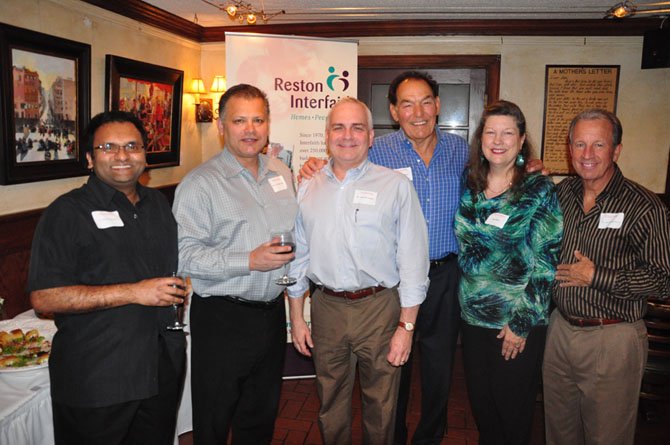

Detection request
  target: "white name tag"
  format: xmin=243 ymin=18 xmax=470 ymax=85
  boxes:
xmin=91 ymin=211 xmax=124 ymax=229
xmin=353 ymin=189 xmax=377 ymax=206
xmin=394 ymin=167 xmax=413 ymax=181
xmin=268 ymin=175 xmax=288 ymax=193
xmin=598 ymin=212 xmax=624 ymax=229
xmin=485 ymin=212 xmax=509 ymax=229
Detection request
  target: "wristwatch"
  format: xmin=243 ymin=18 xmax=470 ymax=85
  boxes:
xmin=398 ymin=321 xmax=415 ymax=332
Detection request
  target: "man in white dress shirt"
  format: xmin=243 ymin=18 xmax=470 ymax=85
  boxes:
xmin=287 ymin=97 xmax=429 ymax=444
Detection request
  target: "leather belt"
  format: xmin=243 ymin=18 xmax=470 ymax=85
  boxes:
xmin=561 ymin=311 xmax=623 ymax=327
xmin=216 ymin=293 xmax=284 ymax=308
xmin=430 ymin=253 xmax=457 ymax=270
xmin=319 ymin=285 xmax=386 ymax=300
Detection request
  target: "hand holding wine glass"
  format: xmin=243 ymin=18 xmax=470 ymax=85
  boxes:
xmin=270 ymin=231 xmax=297 ymax=286
xmin=166 ymin=272 xmax=187 ymax=331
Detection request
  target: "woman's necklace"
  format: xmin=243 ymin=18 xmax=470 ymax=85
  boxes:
xmin=485 ymin=177 xmax=512 ymax=199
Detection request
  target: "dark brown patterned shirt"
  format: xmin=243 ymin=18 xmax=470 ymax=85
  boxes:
xmin=553 ymin=165 xmax=670 ymax=321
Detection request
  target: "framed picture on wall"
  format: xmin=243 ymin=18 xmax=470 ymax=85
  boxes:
xmin=540 ymin=65 xmax=620 ymax=175
xmin=0 ymin=24 xmax=91 ymax=185
xmin=105 ymin=55 xmax=183 ymax=168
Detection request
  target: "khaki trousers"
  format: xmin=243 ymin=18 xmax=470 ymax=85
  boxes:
xmin=542 ymin=310 xmax=648 ymax=445
xmin=311 ymin=287 xmax=401 ymax=445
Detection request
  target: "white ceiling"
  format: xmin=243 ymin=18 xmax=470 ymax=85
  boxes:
xmin=142 ymin=0 xmax=627 ymax=27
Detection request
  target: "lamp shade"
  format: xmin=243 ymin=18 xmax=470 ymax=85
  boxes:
xmin=210 ymin=75 xmax=227 ymax=93
xmin=187 ymin=78 xmax=207 ymax=94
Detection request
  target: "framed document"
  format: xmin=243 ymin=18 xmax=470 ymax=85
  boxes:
xmin=541 ymin=65 xmax=620 ymax=175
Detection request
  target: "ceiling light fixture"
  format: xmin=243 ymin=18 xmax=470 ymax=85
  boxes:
xmin=605 ymin=1 xmax=670 ymax=18
xmin=200 ymin=0 xmax=285 ymax=25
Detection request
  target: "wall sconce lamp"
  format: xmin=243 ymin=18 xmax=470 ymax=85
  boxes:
xmin=605 ymin=1 xmax=670 ymax=18
xmin=210 ymin=75 xmax=227 ymax=93
xmin=186 ymin=78 xmax=213 ymax=122
xmin=186 ymin=78 xmax=207 ymax=104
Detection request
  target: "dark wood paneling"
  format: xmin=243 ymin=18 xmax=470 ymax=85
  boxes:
xmin=359 ymin=55 xmax=501 ymax=105
xmin=79 ymin=1 xmax=663 ymax=42
xmin=0 ymin=210 xmax=41 ymax=319
xmin=0 ymin=184 xmax=177 ymax=319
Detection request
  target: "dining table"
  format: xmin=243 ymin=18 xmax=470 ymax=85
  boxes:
xmin=0 ymin=310 xmax=55 ymax=445
xmin=0 ymin=309 xmax=194 ymax=445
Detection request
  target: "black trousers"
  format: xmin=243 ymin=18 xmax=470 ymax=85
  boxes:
xmin=461 ymin=323 xmax=547 ymax=445
xmin=190 ymin=293 xmax=286 ymax=445
xmin=394 ymin=257 xmax=461 ymax=445
xmin=52 ymin=338 xmax=183 ymax=445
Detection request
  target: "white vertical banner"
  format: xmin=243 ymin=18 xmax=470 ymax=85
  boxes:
xmin=226 ymin=32 xmax=358 ymax=175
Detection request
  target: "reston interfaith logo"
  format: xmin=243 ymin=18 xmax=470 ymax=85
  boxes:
xmin=326 ymin=66 xmax=350 ymax=92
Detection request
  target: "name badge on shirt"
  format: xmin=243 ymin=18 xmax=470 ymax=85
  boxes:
xmin=394 ymin=167 xmax=413 ymax=181
xmin=268 ymin=175 xmax=288 ymax=193
xmin=485 ymin=212 xmax=509 ymax=229
xmin=598 ymin=212 xmax=624 ymax=229
xmin=353 ymin=190 xmax=378 ymax=206
xmin=91 ymin=211 xmax=124 ymax=229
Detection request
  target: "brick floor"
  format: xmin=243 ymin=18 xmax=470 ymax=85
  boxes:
xmin=179 ymin=346 xmax=670 ymax=444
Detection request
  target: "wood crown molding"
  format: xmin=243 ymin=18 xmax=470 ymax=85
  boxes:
xmin=79 ymin=1 xmax=663 ymax=42
xmin=80 ymin=0 xmax=202 ymax=41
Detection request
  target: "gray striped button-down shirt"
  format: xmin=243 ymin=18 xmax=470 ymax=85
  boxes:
xmin=173 ymin=149 xmax=298 ymax=301
xmin=553 ymin=165 xmax=670 ymax=321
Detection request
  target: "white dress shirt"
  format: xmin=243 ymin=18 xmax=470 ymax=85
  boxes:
xmin=287 ymin=159 xmax=429 ymax=307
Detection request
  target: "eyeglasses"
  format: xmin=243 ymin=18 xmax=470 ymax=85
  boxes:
xmin=93 ymin=142 xmax=144 ymax=154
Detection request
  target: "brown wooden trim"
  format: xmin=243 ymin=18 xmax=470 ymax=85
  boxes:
xmin=80 ymin=0 xmax=202 ymax=41
xmin=203 ymin=19 xmax=664 ymax=41
xmin=359 ymin=55 xmax=501 ymax=104
xmin=78 ymin=2 xmax=663 ymax=42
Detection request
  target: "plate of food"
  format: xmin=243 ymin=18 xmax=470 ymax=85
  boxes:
xmin=0 ymin=318 xmax=55 ymax=372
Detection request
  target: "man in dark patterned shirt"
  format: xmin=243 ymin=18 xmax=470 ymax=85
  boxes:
xmin=544 ymin=109 xmax=670 ymax=445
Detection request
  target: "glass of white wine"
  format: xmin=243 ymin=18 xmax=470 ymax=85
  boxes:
xmin=166 ymin=272 xmax=187 ymax=331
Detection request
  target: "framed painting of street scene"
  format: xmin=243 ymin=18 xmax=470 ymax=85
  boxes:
xmin=105 ymin=55 xmax=183 ymax=168
xmin=0 ymin=24 xmax=90 ymax=184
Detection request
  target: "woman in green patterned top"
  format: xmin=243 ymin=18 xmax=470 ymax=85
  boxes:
xmin=454 ymin=100 xmax=563 ymax=444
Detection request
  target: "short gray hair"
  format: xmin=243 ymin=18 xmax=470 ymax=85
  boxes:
xmin=568 ymin=109 xmax=622 ymax=146
xmin=325 ymin=97 xmax=373 ymax=130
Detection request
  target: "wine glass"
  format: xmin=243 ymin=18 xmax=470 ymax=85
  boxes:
xmin=166 ymin=272 xmax=187 ymax=331
xmin=271 ymin=231 xmax=297 ymax=286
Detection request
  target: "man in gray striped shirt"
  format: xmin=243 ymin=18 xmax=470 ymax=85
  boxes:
xmin=173 ymin=84 xmax=298 ymax=444
xmin=543 ymin=109 xmax=670 ymax=445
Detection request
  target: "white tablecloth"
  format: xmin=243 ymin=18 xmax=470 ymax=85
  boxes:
xmin=175 ymin=303 xmax=193 ymax=438
xmin=0 ymin=310 xmax=194 ymax=445
xmin=0 ymin=312 xmax=55 ymax=445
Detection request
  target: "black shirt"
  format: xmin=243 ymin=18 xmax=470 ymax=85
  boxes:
xmin=554 ymin=165 xmax=670 ymax=321
xmin=28 ymin=174 xmax=185 ymax=407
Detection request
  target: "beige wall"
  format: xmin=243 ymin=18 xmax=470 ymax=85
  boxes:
xmin=2 ymin=2 xmax=669 ymax=216
xmin=0 ymin=0 xmax=202 ymax=215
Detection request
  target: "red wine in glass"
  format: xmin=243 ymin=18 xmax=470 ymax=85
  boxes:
xmin=270 ymin=231 xmax=297 ymax=285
